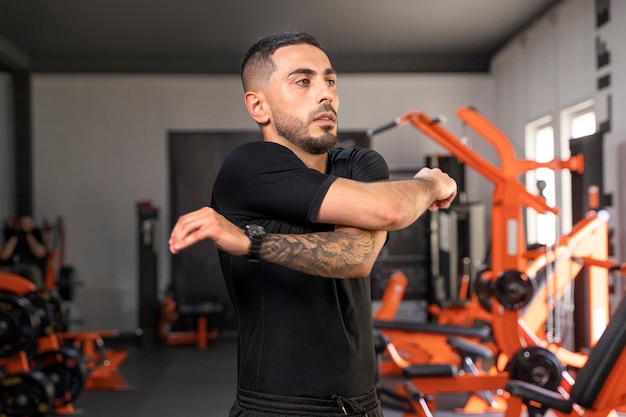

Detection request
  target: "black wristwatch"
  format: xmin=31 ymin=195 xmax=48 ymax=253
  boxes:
xmin=244 ymin=224 xmax=266 ymax=261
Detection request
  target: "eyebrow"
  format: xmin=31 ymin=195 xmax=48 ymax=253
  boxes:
xmin=288 ymin=68 xmax=337 ymax=77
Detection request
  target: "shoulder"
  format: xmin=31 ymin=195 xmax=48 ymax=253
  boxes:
xmin=331 ymin=147 xmax=386 ymax=167
xmin=329 ymin=147 xmax=389 ymax=181
xmin=223 ymin=142 xmax=303 ymax=169
xmin=229 ymin=141 xmax=297 ymax=158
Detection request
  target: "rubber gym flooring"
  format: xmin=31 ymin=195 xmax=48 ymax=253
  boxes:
xmin=72 ymin=333 xmax=501 ymax=417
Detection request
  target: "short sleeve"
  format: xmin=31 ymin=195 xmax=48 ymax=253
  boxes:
xmin=211 ymin=142 xmax=336 ymax=226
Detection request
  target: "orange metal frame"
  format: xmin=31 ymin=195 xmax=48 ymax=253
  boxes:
xmin=382 ymin=108 xmax=611 ymax=364
xmin=370 ymin=108 xmax=617 ymax=416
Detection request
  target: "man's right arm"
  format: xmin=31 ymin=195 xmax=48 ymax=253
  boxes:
xmin=317 ymin=167 xmax=457 ymax=231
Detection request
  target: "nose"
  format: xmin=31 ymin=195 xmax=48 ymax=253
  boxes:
xmin=317 ymin=82 xmax=335 ymax=104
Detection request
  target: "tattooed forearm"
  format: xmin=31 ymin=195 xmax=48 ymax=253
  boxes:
xmin=259 ymin=229 xmax=378 ymax=278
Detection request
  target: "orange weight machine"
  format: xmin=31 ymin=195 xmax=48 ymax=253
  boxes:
xmin=373 ymin=214 xmax=614 ymax=415
xmin=367 ymin=107 xmax=610 ymax=366
xmin=375 ymin=291 xmax=626 ymax=417
xmin=367 ymin=107 xmax=618 ymax=416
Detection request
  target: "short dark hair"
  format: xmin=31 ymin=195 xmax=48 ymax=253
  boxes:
xmin=240 ymin=32 xmax=324 ymax=90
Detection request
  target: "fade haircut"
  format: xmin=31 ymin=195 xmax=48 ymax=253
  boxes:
xmin=240 ymin=31 xmax=324 ymax=91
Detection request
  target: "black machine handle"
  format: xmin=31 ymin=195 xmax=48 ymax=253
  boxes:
xmin=365 ymin=118 xmax=401 ymax=137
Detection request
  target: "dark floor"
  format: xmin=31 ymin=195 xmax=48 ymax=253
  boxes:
xmin=72 ymin=335 xmax=239 ymax=416
xmin=70 ymin=334 xmax=504 ymax=417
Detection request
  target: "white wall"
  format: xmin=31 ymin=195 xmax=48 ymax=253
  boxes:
xmin=32 ymin=73 xmax=494 ymax=331
xmin=0 ymin=73 xmax=14 ymax=220
xmin=492 ymin=0 xmax=626 ymax=291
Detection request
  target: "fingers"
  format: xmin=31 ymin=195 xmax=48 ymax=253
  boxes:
xmin=168 ymin=207 xmax=216 ymax=253
xmin=168 ymin=207 xmax=249 ymax=256
xmin=414 ymin=167 xmax=458 ymax=210
xmin=429 ymin=192 xmax=456 ymax=211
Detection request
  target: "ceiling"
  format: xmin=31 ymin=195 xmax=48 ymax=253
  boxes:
xmin=0 ymin=0 xmax=563 ymax=74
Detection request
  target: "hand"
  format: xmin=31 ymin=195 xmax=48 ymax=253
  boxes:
xmin=168 ymin=207 xmax=249 ymax=256
xmin=414 ymin=167 xmax=457 ymax=211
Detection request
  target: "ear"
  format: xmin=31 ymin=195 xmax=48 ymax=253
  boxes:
xmin=244 ymin=91 xmax=270 ymax=124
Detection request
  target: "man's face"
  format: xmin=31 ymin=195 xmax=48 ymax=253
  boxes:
xmin=266 ymin=44 xmax=339 ymax=154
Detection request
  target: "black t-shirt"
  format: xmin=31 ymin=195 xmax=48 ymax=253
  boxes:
xmin=211 ymin=141 xmax=389 ymax=399
xmin=1 ymin=227 xmax=46 ymax=266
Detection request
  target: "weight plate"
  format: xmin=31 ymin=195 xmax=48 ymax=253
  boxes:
xmin=0 ymin=291 xmax=40 ymax=358
xmin=474 ymin=273 xmax=494 ymax=313
xmin=32 ymin=347 xmax=88 ymax=407
xmin=506 ymin=346 xmax=563 ymax=391
xmin=25 ymin=290 xmax=65 ymax=336
xmin=0 ymin=371 xmax=54 ymax=417
xmin=493 ymin=270 xmax=535 ymax=310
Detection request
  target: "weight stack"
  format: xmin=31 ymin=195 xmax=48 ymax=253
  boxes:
xmin=137 ymin=201 xmax=159 ymax=349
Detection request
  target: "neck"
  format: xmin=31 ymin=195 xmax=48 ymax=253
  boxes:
xmin=296 ymin=150 xmax=328 ymax=173
xmin=263 ymin=134 xmax=329 ymax=173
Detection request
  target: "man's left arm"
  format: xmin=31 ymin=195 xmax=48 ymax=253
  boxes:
xmin=168 ymin=207 xmax=386 ymax=279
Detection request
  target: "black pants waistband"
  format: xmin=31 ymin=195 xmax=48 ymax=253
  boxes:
xmin=235 ymin=387 xmax=380 ymax=416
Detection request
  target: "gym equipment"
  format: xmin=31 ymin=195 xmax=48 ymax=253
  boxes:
xmin=24 ymin=290 xmax=64 ymax=336
xmin=367 ymin=108 xmax=610 ymax=367
xmin=374 ymin=272 xmax=507 ymax=414
xmin=374 ymin=327 xmax=509 ymax=416
xmin=0 ymin=273 xmax=86 ymax=414
xmin=492 ymin=270 xmax=535 ymax=311
xmin=31 ymin=346 xmax=87 ymax=409
xmin=60 ymin=331 xmax=131 ymax=391
xmin=159 ymin=292 xmax=223 ymax=349
xmin=504 ymin=294 xmax=626 ymax=417
xmin=0 ymin=371 xmax=54 ymax=417
xmin=0 ymin=299 xmax=50 ymax=415
xmin=505 ymin=346 xmax=563 ymax=391
xmin=0 ymin=272 xmax=129 ymax=417
xmin=0 ymin=291 xmax=40 ymax=358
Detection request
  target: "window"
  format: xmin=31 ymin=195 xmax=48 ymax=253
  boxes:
xmin=571 ymin=109 xmax=596 ymax=139
xmin=525 ymin=117 xmax=556 ymax=246
xmin=560 ymin=101 xmax=596 ymax=232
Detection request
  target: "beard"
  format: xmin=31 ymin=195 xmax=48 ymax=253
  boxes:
xmin=274 ymin=104 xmax=338 ymax=155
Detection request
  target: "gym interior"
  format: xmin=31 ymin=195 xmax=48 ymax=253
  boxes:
xmin=1 ymin=0 xmax=626 ymax=416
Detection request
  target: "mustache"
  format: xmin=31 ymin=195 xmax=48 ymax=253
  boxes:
xmin=310 ymin=103 xmax=337 ymax=119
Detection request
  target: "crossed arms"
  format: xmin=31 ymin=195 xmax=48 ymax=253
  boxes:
xmin=169 ymin=167 xmax=456 ymax=279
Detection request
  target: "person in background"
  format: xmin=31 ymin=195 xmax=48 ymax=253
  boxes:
xmin=169 ymin=31 xmax=457 ymax=416
xmin=0 ymin=215 xmax=48 ymax=288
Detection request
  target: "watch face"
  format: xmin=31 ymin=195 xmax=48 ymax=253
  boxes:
xmin=246 ymin=224 xmax=265 ymax=237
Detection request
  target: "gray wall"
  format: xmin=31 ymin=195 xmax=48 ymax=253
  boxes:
xmin=31 ymin=74 xmax=494 ymax=331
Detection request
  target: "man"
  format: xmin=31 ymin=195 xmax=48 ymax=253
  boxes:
xmin=169 ymin=32 xmax=456 ymax=416
xmin=0 ymin=215 xmax=48 ymax=288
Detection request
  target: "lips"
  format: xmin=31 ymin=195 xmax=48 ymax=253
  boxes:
xmin=313 ymin=112 xmax=336 ymax=123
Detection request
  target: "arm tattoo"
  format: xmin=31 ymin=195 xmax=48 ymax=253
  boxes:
xmin=260 ymin=229 xmax=375 ymax=277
